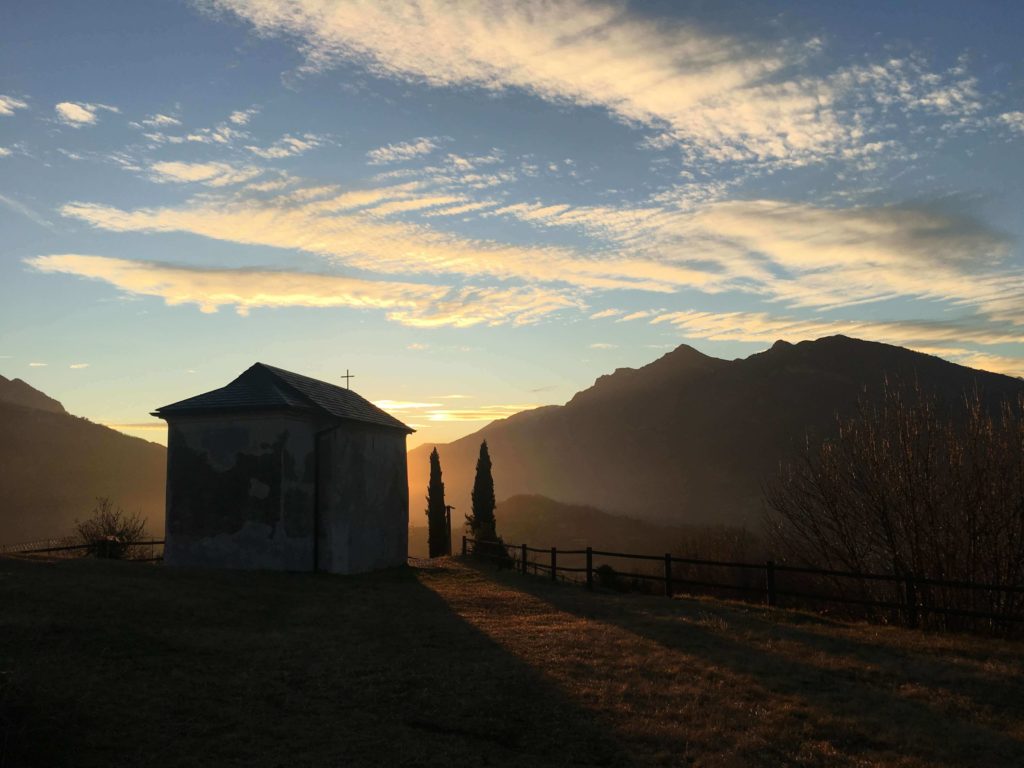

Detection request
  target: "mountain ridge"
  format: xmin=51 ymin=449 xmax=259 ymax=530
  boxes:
xmin=408 ymin=336 xmax=1024 ymax=530
xmin=0 ymin=374 xmax=67 ymax=414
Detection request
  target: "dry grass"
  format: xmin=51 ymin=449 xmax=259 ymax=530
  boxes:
xmin=443 ymin=562 xmax=1024 ymax=767
xmin=2 ymin=556 xmax=1023 ymax=767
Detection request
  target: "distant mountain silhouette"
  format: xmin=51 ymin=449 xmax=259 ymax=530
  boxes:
xmin=0 ymin=374 xmax=66 ymax=414
xmin=408 ymin=336 xmax=1024 ymax=529
xmin=0 ymin=378 xmax=165 ymax=544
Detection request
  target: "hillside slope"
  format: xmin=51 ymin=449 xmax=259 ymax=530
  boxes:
xmin=0 ymin=379 xmax=165 ymax=543
xmin=409 ymin=336 xmax=1024 ymax=528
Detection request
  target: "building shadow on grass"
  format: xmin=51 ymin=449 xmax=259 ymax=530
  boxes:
xmin=473 ymin=561 xmax=1024 ymax=768
xmin=0 ymin=556 xmax=633 ymax=768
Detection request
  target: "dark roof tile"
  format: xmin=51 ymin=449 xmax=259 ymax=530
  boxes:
xmin=153 ymin=363 xmax=413 ymax=433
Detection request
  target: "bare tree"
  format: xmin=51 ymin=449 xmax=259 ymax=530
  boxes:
xmin=766 ymin=382 xmax=1024 ymax=626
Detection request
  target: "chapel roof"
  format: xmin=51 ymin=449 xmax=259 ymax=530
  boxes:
xmin=152 ymin=363 xmax=413 ymax=433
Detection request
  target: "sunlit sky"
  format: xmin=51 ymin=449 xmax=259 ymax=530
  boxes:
xmin=2 ymin=1 xmax=1023 ymax=448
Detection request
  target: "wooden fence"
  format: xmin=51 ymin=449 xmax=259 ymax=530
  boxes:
xmin=0 ymin=538 xmax=165 ymax=561
xmin=462 ymin=536 xmax=1024 ymax=634
xmin=0 ymin=536 xmax=78 ymax=554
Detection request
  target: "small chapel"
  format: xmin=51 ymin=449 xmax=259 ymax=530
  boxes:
xmin=153 ymin=363 xmax=413 ymax=574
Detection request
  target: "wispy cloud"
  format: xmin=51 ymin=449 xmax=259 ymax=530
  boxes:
xmin=589 ymin=342 xmax=617 ymax=349
xmin=26 ymin=254 xmax=578 ymax=327
xmin=488 ymin=193 xmax=1020 ymax=321
xmin=136 ymin=113 xmax=181 ymax=128
xmin=209 ymin=1 xmax=983 ymax=170
xmin=246 ymin=133 xmax=322 ymax=159
xmin=367 ymin=137 xmax=439 ymax=165
xmin=210 ymin=1 xmax=838 ymax=164
xmin=423 ymin=404 xmax=538 ymax=422
xmin=836 ymin=56 xmax=984 ymax=124
xmin=684 ymin=200 xmax=1019 ymax=317
xmin=54 ymin=170 xmax=1024 ymax=340
xmin=28 ymin=362 xmax=47 ymax=367
xmin=184 ymin=121 xmax=245 ymax=145
xmin=387 ymin=285 xmax=581 ymax=328
xmin=651 ymin=309 xmax=1024 ymax=351
xmin=1000 ymin=111 xmax=1024 ymax=135
xmin=229 ymin=107 xmax=259 ymax=125
xmin=373 ymin=400 xmax=442 ymax=410
xmin=367 ymin=195 xmax=466 ymax=217
xmin=374 ymin=150 xmax=517 ymax=192
xmin=27 ymin=254 xmax=442 ymax=316
xmin=54 ymin=101 xmax=119 ymax=126
xmin=422 ymin=201 xmax=500 ymax=217
xmin=618 ymin=310 xmax=653 ymax=322
xmin=0 ymin=193 xmax=53 ymax=228
xmin=0 ymin=95 xmax=29 ymax=116
xmin=148 ymin=161 xmax=263 ymax=187
xmin=58 ymin=189 xmax=708 ymax=293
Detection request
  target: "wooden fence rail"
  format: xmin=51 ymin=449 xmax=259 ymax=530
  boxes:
xmin=0 ymin=539 xmax=165 ymax=560
xmin=0 ymin=536 xmax=78 ymax=554
xmin=461 ymin=536 xmax=1024 ymax=632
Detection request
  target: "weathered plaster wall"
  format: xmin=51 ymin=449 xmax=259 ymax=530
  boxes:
xmin=164 ymin=412 xmax=320 ymax=570
xmin=317 ymin=425 xmax=409 ymax=574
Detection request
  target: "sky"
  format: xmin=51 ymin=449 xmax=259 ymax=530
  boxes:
xmin=1 ymin=0 xmax=1023 ymax=449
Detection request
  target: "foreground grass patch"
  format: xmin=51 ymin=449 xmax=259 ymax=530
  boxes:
xmin=1 ymin=556 xmax=1023 ymax=766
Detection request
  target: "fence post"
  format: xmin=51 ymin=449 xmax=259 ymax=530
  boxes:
xmin=461 ymin=536 xmax=467 ymax=557
xmin=664 ymin=553 xmax=673 ymax=597
xmin=521 ymin=543 xmax=527 ymax=575
xmin=551 ymin=547 xmax=557 ymax=582
xmin=586 ymin=547 xmax=593 ymax=591
xmin=905 ymin=574 xmax=919 ymax=629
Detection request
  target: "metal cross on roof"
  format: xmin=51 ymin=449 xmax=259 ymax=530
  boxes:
xmin=341 ymin=369 xmax=355 ymax=389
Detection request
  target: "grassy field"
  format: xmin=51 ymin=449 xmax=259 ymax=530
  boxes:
xmin=2 ymin=557 xmax=1023 ymax=767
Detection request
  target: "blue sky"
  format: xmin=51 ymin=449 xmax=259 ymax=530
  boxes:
xmin=2 ymin=0 xmax=1023 ymax=448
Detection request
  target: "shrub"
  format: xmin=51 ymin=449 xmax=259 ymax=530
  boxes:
xmin=74 ymin=497 xmax=146 ymax=559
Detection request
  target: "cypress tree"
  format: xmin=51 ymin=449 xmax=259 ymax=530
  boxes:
xmin=467 ymin=440 xmax=497 ymax=541
xmin=426 ymin=447 xmax=448 ymax=557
